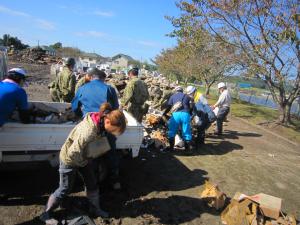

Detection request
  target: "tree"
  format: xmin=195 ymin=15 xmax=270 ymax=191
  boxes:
xmin=156 ymin=16 xmax=235 ymax=94
xmin=50 ymin=42 xmax=62 ymax=50
xmin=171 ymin=0 xmax=299 ymax=124
xmin=56 ymin=47 xmax=83 ymax=58
xmin=1 ymin=34 xmax=28 ymax=50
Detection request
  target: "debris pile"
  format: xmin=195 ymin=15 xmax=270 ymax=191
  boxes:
xmin=200 ymin=180 xmax=227 ymax=210
xmin=146 ymin=114 xmax=161 ymax=126
xmin=9 ymin=48 xmax=61 ymax=65
xmin=199 ymin=182 xmax=297 ymax=225
xmin=11 ymin=102 xmax=77 ymax=124
xmin=150 ymin=130 xmax=168 ymax=149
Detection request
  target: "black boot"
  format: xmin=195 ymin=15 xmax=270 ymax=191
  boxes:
xmin=39 ymin=194 xmax=60 ymax=224
xmin=87 ymin=190 xmax=109 ymax=218
xmin=167 ymin=138 xmax=175 ymax=151
xmin=184 ymin=141 xmax=192 ymax=152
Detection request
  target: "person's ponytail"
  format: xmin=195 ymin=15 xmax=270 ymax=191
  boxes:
xmin=99 ymin=102 xmax=112 ymax=114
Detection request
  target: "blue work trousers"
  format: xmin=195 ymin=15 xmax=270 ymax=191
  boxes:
xmin=168 ymin=111 xmax=192 ymax=141
xmin=53 ymin=160 xmax=97 ymax=200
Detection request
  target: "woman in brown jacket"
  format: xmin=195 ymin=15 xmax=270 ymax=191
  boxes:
xmin=41 ymin=103 xmax=126 ymax=222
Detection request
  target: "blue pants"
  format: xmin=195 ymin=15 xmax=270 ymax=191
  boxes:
xmin=53 ymin=160 xmax=98 ymax=200
xmin=168 ymin=111 xmax=192 ymax=141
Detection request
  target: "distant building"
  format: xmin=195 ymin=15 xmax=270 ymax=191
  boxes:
xmin=111 ymin=54 xmax=134 ymax=70
xmin=40 ymin=46 xmax=56 ymax=56
xmin=78 ymin=53 xmax=99 ymax=68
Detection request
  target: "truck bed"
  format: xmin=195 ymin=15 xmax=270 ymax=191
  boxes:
xmin=0 ymin=101 xmax=144 ymax=165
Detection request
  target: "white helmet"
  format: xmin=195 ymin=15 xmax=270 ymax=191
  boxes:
xmin=186 ymin=85 xmax=196 ymax=95
xmin=8 ymin=68 xmax=27 ymax=78
xmin=174 ymin=86 xmax=183 ymax=92
xmin=217 ymin=82 xmax=226 ymax=89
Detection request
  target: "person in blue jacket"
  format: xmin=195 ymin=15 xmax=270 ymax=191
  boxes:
xmin=71 ymin=68 xmax=119 ymax=116
xmin=71 ymin=67 xmax=121 ymax=190
xmin=186 ymin=86 xmax=216 ymax=147
xmin=0 ymin=68 xmax=30 ymax=127
xmin=163 ymin=86 xmax=193 ymax=152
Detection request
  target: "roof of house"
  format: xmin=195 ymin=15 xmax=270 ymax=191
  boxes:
xmin=112 ymin=54 xmax=134 ymax=61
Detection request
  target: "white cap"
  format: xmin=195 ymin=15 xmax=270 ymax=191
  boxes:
xmin=186 ymin=85 xmax=196 ymax=95
xmin=217 ymin=82 xmax=226 ymax=89
xmin=8 ymin=68 xmax=26 ymax=78
xmin=174 ymin=86 xmax=183 ymax=92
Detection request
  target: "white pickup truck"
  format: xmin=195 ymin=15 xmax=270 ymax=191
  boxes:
xmin=0 ymin=101 xmax=144 ymax=179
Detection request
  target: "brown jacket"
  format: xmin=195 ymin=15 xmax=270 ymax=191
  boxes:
xmin=60 ymin=114 xmax=98 ymax=167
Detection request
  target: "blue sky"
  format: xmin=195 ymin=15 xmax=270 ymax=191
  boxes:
xmin=0 ymin=0 xmax=180 ymax=61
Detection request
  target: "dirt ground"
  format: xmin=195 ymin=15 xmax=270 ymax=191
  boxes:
xmin=0 ymin=62 xmax=299 ymax=225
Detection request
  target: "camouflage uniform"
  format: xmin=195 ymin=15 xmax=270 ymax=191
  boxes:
xmin=122 ymin=77 xmax=149 ymax=123
xmin=75 ymin=77 xmax=87 ymax=93
xmin=54 ymin=66 xmax=76 ymax=102
xmin=151 ymin=83 xmax=162 ymax=105
xmin=153 ymin=88 xmax=173 ymax=110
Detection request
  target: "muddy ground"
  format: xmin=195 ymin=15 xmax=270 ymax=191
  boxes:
xmin=0 ymin=62 xmax=299 ymax=225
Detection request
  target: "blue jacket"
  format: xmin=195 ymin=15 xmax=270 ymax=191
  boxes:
xmin=0 ymin=81 xmax=28 ymax=126
xmin=71 ymin=79 xmax=119 ymax=117
xmin=194 ymin=101 xmax=216 ymax=123
xmin=167 ymin=92 xmax=191 ymax=113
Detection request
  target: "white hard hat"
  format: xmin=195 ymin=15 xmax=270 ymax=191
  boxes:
xmin=8 ymin=68 xmax=27 ymax=78
xmin=186 ymin=85 xmax=196 ymax=95
xmin=174 ymin=86 xmax=183 ymax=92
xmin=217 ymin=82 xmax=226 ymax=89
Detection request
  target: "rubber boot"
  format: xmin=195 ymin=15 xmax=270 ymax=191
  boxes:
xmin=87 ymin=190 xmax=109 ymax=218
xmin=184 ymin=141 xmax=192 ymax=152
xmin=167 ymin=137 xmax=175 ymax=151
xmin=39 ymin=194 xmax=60 ymax=224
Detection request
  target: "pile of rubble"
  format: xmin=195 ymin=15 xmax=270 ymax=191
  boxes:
xmin=200 ymin=181 xmax=297 ymax=225
xmin=9 ymin=48 xmax=60 ymax=65
xmin=11 ymin=102 xmax=77 ymax=124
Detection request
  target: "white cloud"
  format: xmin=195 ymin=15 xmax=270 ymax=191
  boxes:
xmin=0 ymin=5 xmax=55 ymax=31
xmin=35 ymin=19 xmax=55 ymax=30
xmin=0 ymin=5 xmax=30 ymax=17
xmin=138 ymin=41 xmax=158 ymax=47
xmin=93 ymin=10 xmax=114 ymax=17
xmin=75 ymin=31 xmax=106 ymax=38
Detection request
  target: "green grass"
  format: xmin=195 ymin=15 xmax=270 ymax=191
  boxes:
xmin=195 ymin=87 xmax=300 ymax=143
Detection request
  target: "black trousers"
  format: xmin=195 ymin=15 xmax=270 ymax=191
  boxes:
xmin=216 ymin=106 xmax=230 ymax=134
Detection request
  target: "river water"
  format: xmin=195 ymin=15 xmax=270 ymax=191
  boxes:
xmin=238 ymin=93 xmax=299 ymax=115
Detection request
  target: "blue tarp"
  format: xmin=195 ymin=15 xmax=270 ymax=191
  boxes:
xmin=238 ymin=83 xmax=252 ymax=88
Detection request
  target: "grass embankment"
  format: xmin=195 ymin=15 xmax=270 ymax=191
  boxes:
xmin=196 ymin=87 xmax=300 ymax=143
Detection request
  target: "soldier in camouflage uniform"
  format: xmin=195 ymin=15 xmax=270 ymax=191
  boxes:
xmin=122 ymin=68 xmax=149 ymax=123
xmin=49 ymin=58 xmax=76 ymax=103
xmin=75 ymin=71 xmax=93 ymax=93
xmin=150 ymin=80 xmax=162 ymax=104
xmin=153 ymin=83 xmax=173 ymax=110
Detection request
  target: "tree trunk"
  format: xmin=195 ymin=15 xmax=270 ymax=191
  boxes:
xmin=286 ymin=102 xmax=293 ymax=124
xmin=205 ymin=86 xmax=210 ymax=96
xmin=204 ymin=82 xmax=213 ymax=96
xmin=184 ymin=77 xmax=188 ymax=86
xmin=278 ymin=104 xmax=287 ymax=124
xmin=278 ymin=103 xmax=293 ymax=125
